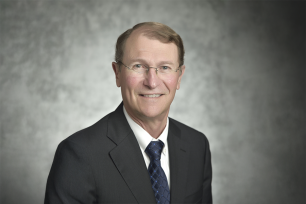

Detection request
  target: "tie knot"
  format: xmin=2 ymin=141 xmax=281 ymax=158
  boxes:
xmin=145 ymin=140 xmax=164 ymax=161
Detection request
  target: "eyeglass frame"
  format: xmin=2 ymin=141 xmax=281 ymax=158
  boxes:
xmin=117 ymin=61 xmax=182 ymax=74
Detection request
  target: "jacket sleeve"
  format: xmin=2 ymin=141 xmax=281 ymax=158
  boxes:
xmin=44 ymin=139 xmax=97 ymax=204
xmin=202 ymin=135 xmax=213 ymax=204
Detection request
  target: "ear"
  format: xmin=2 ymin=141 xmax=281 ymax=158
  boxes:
xmin=176 ymin=65 xmax=185 ymax=90
xmin=112 ymin=62 xmax=121 ymax=87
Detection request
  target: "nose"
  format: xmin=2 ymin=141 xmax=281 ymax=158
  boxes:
xmin=143 ymin=67 xmax=161 ymax=89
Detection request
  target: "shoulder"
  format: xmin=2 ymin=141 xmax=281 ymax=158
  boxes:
xmin=169 ymin=117 xmax=203 ymax=135
xmin=169 ymin=117 xmax=209 ymax=145
xmin=60 ymin=111 xmax=114 ymax=151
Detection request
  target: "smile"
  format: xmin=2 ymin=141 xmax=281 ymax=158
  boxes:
xmin=140 ymin=94 xmax=162 ymax=98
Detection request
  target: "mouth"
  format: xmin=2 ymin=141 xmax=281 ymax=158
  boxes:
xmin=140 ymin=94 xmax=163 ymax=98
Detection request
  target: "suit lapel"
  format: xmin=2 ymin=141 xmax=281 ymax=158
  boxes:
xmin=168 ymin=119 xmax=190 ymax=204
xmin=107 ymin=103 xmax=156 ymax=204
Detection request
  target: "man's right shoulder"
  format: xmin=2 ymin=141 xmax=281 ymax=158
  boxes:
xmin=59 ymin=111 xmax=114 ymax=149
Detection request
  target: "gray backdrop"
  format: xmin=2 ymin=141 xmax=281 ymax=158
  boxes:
xmin=0 ymin=1 xmax=305 ymax=204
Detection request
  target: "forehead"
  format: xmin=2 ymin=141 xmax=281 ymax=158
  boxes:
xmin=123 ymin=28 xmax=179 ymax=64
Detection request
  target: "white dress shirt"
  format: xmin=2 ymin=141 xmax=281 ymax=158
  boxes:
xmin=123 ymin=105 xmax=170 ymax=188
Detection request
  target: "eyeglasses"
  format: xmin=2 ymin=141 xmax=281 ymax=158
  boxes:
xmin=117 ymin=61 xmax=181 ymax=75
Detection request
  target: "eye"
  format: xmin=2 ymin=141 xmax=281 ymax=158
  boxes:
xmin=161 ymin=66 xmax=169 ymax=70
xmin=161 ymin=66 xmax=172 ymax=70
xmin=133 ymin=64 xmax=144 ymax=69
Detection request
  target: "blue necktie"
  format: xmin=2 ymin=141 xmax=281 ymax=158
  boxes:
xmin=145 ymin=140 xmax=170 ymax=204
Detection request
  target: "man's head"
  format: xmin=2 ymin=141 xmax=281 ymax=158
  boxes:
xmin=115 ymin=22 xmax=185 ymax=68
xmin=112 ymin=22 xmax=185 ymax=122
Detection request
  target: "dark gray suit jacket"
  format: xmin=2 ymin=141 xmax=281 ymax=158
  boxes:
xmin=44 ymin=103 xmax=212 ymax=204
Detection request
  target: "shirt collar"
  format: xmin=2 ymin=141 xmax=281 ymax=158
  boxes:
xmin=123 ymin=105 xmax=169 ymax=154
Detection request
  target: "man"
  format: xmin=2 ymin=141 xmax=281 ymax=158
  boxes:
xmin=45 ymin=22 xmax=212 ymax=204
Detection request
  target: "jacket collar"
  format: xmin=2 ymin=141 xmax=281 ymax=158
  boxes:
xmin=168 ymin=119 xmax=190 ymax=203
xmin=107 ymin=102 xmax=156 ymax=203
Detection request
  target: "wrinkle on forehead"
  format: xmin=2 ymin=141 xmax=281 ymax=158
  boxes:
xmin=125 ymin=39 xmax=178 ymax=66
xmin=124 ymin=29 xmax=179 ymax=65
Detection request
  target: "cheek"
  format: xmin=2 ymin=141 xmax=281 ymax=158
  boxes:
xmin=123 ymin=75 xmax=142 ymax=91
xmin=163 ymin=77 xmax=179 ymax=90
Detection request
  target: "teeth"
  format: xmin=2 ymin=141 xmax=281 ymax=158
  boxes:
xmin=143 ymin=94 xmax=161 ymax=98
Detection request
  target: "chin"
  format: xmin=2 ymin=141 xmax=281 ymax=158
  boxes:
xmin=139 ymin=106 xmax=168 ymax=119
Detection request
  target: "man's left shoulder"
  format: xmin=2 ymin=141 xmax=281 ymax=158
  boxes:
xmin=169 ymin=117 xmax=209 ymax=143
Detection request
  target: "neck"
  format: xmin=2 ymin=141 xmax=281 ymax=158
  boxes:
xmin=125 ymin=108 xmax=168 ymax=139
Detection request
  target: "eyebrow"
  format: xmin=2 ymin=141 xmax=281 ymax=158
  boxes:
xmin=129 ymin=58 xmax=175 ymax=65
